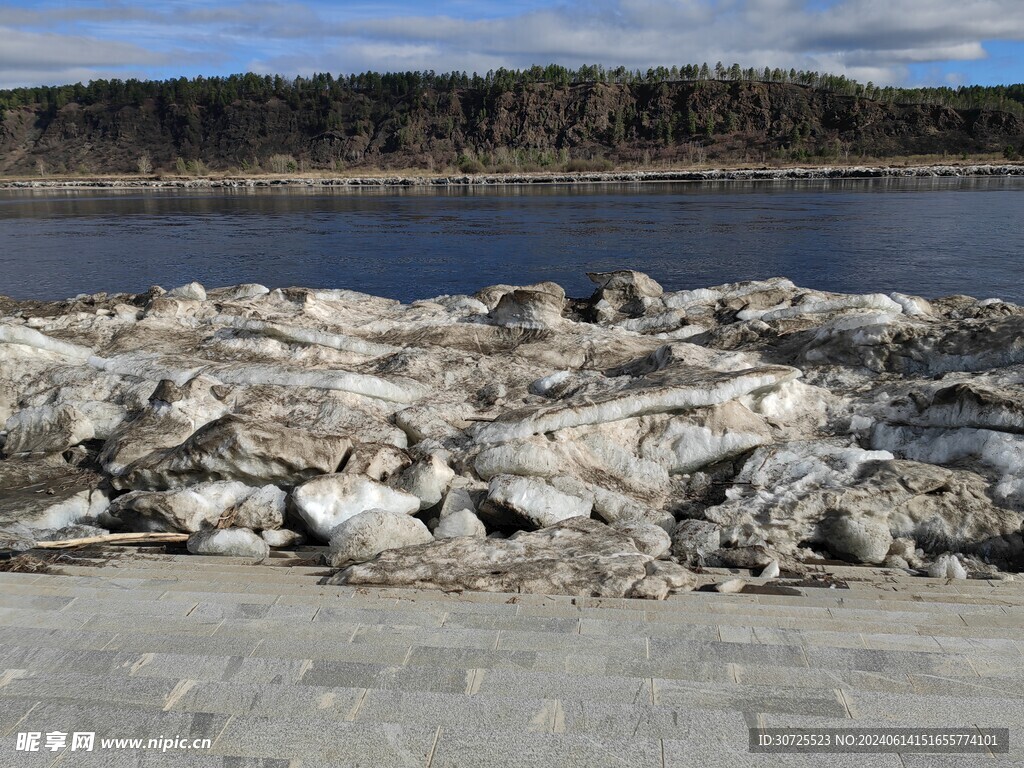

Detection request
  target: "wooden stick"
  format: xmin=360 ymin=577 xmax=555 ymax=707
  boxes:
xmin=32 ymin=532 xmax=189 ymax=549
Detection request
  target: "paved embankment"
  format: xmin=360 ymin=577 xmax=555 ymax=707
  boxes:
xmin=0 ymin=553 xmax=1021 ymax=767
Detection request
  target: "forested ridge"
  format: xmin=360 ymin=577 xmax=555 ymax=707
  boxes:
xmin=2 ymin=64 xmax=1023 ymax=175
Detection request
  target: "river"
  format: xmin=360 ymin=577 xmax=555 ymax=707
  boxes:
xmin=1 ymin=176 xmax=1021 ymax=303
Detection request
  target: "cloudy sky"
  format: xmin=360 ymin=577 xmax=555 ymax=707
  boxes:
xmin=1 ymin=0 xmax=1022 ymax=90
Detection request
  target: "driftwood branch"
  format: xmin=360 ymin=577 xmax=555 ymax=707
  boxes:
xmin=32 ymin=532 xmax=189 ymax=549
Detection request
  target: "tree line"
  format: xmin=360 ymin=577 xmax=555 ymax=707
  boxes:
xmin=2 ymin=64 xmax=1023 ymax=119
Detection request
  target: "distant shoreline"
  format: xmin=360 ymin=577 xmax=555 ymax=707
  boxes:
xmin=1 ymin=162 xmax=1023 ymax=190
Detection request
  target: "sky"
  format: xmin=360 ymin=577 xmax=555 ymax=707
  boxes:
xmin=1 ymin=0 xmax=1022 ymax=91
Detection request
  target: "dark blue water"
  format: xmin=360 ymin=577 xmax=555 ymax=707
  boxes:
xmin=1 ymin=177 xmax=1022 ymax=303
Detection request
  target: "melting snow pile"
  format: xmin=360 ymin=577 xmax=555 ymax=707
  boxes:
xmin=1 ymin=271 xmax=1022 ymax=595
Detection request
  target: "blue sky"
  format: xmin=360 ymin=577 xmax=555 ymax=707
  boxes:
xmin=1 ymin=0 xmax=1022 ymax=90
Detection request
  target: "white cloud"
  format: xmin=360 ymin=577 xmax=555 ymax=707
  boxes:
xmin=0 ymin=26 xmax=167 ymax=69
xmin=319 ymin=0 xmax=1023 ymax=84
xmin=0 ymin=26 xmax=174 ymax=87
xmin=1 ymin=0 xmax=1022 ymax=87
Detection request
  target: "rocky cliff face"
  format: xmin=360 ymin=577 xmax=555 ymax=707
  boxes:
xmin=2 ymin=81 xmax=1021 ymax=174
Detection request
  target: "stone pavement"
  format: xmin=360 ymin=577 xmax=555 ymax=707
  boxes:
xmin=0 ymin=551 xmax=1021 ymax=767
